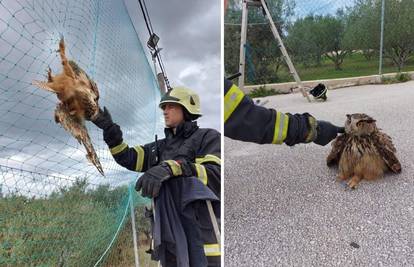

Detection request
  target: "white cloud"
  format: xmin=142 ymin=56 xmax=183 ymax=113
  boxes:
xmin=124 ymin=0 xmax=221 ymax=131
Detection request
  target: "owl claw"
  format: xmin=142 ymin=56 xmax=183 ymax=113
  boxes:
xmin=391 ymin=163 xmax=402 ymax=173
xmin=348 ymin=175 xmax=361 ymax=189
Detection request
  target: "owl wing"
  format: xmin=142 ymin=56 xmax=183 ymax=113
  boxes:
xmin=71 ymin=63 xmax=100 ymax=120
xmin=32 ymin=80 xmax=57 ymax=93
xmin=55 ymin=104 xmax=104 ymax=176
xmin=373 ymin=131 xmax=401 ymax=173
xmin=326 ymin=134 xmax=348 ymax=166
xmin=70 ymin=60 xmax=100 ymax=100
xmin=89 ymin=79 xmax=99 ymax=101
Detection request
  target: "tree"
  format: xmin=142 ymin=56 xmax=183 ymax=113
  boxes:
xmin=343 ymin=0 xmax=380 ymax=60
xmin=345 ymin=0 xmax=414 ymax=71
xmin=383 ymin=0 xmax=414 ymax=71
xmin=224 ymin=0 xmax=294 ymax=84
xmin=286 ymin=16 xmax=327 ymax=67
xmin=286 ymin=13 xmax=350 ymax=70
xmin=319 ymin=13 xmax=350 ymax=70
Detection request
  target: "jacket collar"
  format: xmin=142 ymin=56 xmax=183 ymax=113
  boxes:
xmin=165 ymin=121 xmax=199 ymax=138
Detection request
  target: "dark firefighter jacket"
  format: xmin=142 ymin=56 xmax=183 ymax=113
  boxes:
xmin=103 ymin=120 xmax=221 ymax=264
xmin=153 ymin=177 xmax=219 ymax=267
xmin=224 ymin=78 xmax=315 ymax=145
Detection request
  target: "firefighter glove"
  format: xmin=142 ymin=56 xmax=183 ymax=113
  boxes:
xmin=92 ymin=107 xmax=114 ymax=130
xmin=314 ymin=120 xmax=345 ymax=146
xmin=135 ymin=162 xmax=174 ymax=198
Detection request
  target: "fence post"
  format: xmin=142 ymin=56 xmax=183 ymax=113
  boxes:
xmin=379 ymin=0 xmax=385 ymax=76
xmin=129 ymin=187 xmax=140 ymax=267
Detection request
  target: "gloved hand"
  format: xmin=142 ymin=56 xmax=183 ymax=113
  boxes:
xmin=91 ymin=107 xmax=113 ymax=130
xmin=314 ymin=120 xmax=345 ymax=146
xmin=135 ymin=162 xmax=173 ymax=198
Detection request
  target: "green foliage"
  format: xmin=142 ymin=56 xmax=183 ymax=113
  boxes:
xmin=104 ymin=206 xmax=155 ymax=267
xmin=286 ymin=14 xmax=350 ymax=70
xmin=343 ymin=0 xmax=414 ymax=71
xmin=383 ymin=0 xmax=414 ymax=71
xmin=0 ymin=180 xmax=140 ymax=266
xmin=343 ymin=0 xmax=380 ymax=55
xmin=286 ymin=16 xmax=324 ymax=67
xmin=225 ymin=0 xmax=294 ymax=84
xmin=382 ymin=72 xmax=412 ymax=84
xmin=248 ymin=86 xmax=280 ymax=98
xmin=396 ymin=72 xmax=411 ymax=82
xmin=278 ymin=53 xmax=414 ymax=82
xmin=225 ymin=0 xmax=414 ymax=85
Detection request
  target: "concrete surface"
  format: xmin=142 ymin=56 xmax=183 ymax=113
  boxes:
xmin=224 ymin=81 xmax=414 ymax=266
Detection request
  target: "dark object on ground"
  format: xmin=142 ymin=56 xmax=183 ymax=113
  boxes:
xmin=310 ymin=83 xmax=327 ymax=101
xmin=350 ymin=242 xmax=360 ymax=249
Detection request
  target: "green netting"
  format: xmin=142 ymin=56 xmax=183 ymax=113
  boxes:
xmin=225 ymin=0 xmax=414 ymax=86
xmin=244 ymin=43 xmax=256 ymax=83
xmin=0 ymin=0 xmax=162 ymax=265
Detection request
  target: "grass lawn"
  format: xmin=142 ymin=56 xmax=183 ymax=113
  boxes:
xmin=254 ymin=53 xmax=414 ymax=83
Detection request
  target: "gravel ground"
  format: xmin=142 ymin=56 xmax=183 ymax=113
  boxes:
xmin=224 ymin=81 xmax=414 ymax=266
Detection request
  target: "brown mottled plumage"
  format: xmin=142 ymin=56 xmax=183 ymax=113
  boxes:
xmin=32 ymin=38 xmax=104 ymax=176
xmin=327 ymin=113 xmax=401 ymax=189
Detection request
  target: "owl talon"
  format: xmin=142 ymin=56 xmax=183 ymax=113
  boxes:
xmin=391 ymin=163 xmax=402 ymax=173
xmin=348 ymin=176 xmax=361 ymax=189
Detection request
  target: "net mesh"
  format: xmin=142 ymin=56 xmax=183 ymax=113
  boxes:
xmin=0 ymin=0 xmax=162 ymax=265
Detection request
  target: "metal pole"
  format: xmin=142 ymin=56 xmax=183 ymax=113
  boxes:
xmin=259 ymin=0 xmax=311 ymax=102
xmin=152 ymin=199 xmax=161 ymax=267
xmin=238 ymin=0 xmax=248 ymax=90
xmin=206 ymin=200 xmax=221 ymax=245
xmin=129 ymin=189 xmax=140 ymax=267
xmin=152 ymin=54 xmax=158 ymax=80
xmin=379 ymin=0 xmax=385 ymax=76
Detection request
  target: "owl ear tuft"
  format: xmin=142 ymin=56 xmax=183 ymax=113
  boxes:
xmin=346 ymin=114 xmax=351 ymax=119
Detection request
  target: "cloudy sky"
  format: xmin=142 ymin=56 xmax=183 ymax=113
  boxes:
xmin=124 ymin=0 xmax=222 ymax=131
xmin=294 ymin=0 xmax=355 ymax=17
xmin=0 ymin=0 xmax=221 ymax=196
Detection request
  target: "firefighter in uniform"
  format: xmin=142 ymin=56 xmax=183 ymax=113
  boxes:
xmin=224 ymin=78 xmax=344 ymax=145
xmin=92 ymin=87 xmax=221 ymax=267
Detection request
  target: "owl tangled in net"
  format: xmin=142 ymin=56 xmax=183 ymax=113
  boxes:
xmin=32 ymin=37 xmax=104 ymax=176
xmin=327 ymin=113 xmax=401 ymax=189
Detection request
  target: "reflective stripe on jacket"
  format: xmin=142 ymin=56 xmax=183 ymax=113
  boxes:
xmin=224 ymin=78 xmax=314 ymax=146
xmin=103 ymin=120 xmax=221 ymax=263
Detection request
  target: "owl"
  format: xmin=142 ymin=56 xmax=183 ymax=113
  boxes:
xmin=32 ymin=37 xmax=104 ymax=176
xmin=326 ymin=113 xmax=401 ymax=189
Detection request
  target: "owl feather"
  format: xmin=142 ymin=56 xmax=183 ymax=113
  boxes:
xmin=327 ymin=113 xmax=401 ymax=189
xmin=32 ymin=37 xmax=104 ymax=176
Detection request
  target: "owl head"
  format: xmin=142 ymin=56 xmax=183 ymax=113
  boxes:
xmin=344 ymin=113 xmax=377 ymax=136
